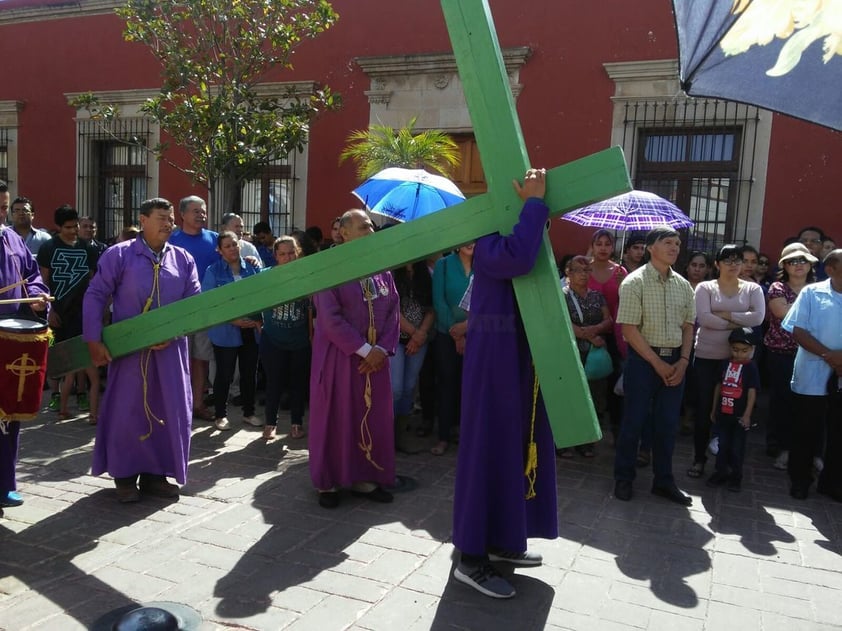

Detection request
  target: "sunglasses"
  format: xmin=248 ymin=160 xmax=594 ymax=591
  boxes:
xmin=784 ymin=257 xmax=809 ymax=265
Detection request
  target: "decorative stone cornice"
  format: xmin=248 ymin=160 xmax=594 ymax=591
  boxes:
xmin=0 ymin=101 xmax=24 ymax=127
xmin=603 ymin=59 xmax=679 ymax=82
xmin=65 ymin=88 xmax=161 ymax=108
xmin=357 ymin=47 xmax=530 ymax=107
xmin=0 ymin=0 xmax=120 ymax=25
xmin=356 ymin=47 xmax=531 ymax=78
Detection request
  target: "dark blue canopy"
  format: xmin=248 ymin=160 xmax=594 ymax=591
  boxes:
xmin=673 ymin=0 xmax=842 ymax=132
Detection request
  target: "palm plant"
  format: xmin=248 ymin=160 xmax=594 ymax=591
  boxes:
xmin=339 ymin=117 xmax=461 ymax=180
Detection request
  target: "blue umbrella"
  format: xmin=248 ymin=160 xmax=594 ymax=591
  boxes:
xmin=352 ymin=167 xmax=466 ymax=223
xmin=562 ymin=190 xmax=694 ymax=231
xmin=674 ymin=0 xmax=842 ymax=131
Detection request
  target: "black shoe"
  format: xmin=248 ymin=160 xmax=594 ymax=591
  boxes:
xmin=614 ymin=480 xmax=632 ymax=501
xmin=790 ymin=485 xmax=809 ymax=500
xmin=138 ymin=474 xmax=179 ymax=498
xmin=351 ymin=486 xmax=393 ymax=503
xmin=318 ymin=491 xmax=340 ymax=508
xmin=816 ymin=483 xmax=842 ymax=502
xmin=384 ymin=475 xmax=418 ymax=493
xmin=651 ymin=484 xmax=692 ymax=506
xmin=766 ymin=445 xmax=781 ymax=458
xmin=706 ymin=472 xmax=729 ymax=488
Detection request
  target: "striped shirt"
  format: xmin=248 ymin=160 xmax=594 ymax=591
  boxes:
xmin=617 ymin=262 xmax=695 ymax=348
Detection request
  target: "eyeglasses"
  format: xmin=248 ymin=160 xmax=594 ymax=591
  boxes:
xmin=784 ymin=257 xmax=809 ymax=265
xmin=719 ymin=257 xmax=743 ymax=265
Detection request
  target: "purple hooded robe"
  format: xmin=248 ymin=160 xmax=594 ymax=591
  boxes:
xmin=452 ymin=197 xmax=559 ymax=556
xmin=83 ymin=236 xmax=200 ymax=484
xmin=309 ymin=273 xmax=399 ymax=490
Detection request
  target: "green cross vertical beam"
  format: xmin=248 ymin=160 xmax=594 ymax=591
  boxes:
xmin=440 ymin=0 xmax=605 ymax=446
xmin=47 ymin=0 xmax=631 ymax=447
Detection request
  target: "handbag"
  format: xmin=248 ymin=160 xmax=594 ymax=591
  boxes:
xmin=584 ymin=344 xmax=613 ymax=380
xmin=568 ymin=288 xmax=613 ymax=381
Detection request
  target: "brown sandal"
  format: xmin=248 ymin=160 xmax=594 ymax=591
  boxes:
xmin=290 ymin=425 xmax=306 ymax=439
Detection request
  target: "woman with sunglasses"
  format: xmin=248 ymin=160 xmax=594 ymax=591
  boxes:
xmin=763 ymin=243 xmax=817 ymax=467
xmin=754 ymin=253 xmax=773 ymax=290
xmin=687 ymin=244 xmax=765 ymax=479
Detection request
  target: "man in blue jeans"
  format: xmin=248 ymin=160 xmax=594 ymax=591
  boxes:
xmin=614 ymin=227 xmax=696 ymax=505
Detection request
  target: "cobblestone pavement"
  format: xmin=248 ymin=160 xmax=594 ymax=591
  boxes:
xmin=1 ymin=395 xmax=840 ymax=630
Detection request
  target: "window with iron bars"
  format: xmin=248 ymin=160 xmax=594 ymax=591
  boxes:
xmin=77 ymin=118 xmax=151 ymax=243
xmin=0 ymin=128 xmax=9 ymax=184
xmin=619 ymin=99 xmax=760 ymax=266
xmin=239 ymin=152 xmax=297 ymax=236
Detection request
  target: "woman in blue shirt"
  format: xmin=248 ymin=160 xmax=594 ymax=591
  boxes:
xmin=431 ymin=242 xmax=474 ymax=455
xmin=202 ymin=231 xmax=261 ymax=431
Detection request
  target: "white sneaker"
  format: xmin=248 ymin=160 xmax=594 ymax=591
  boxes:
xmin=453 ymin=563 xmax=515 ymax=599
xmin=242 ymin=415 xmax=264 ymax=427
xmin=214 ymin=416 xmax=231 ymax=431
xmin=773 ymin=450 xmax=789 ymax=470
xmin=708 ymin=436 xmax=719 ymax=456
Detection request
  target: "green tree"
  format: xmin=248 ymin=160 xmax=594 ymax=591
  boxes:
xmin=75 ymin=0 xmax=341 ymax=215
xmin=339 ymin=117 xmax=461 ymax=180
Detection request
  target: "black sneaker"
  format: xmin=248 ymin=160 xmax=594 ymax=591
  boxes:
xmin=706 ymin=472 xmax=729 ymax=488
xmin=453 ymin=562 xmax=515 ymax=599
xmin=488 ymin=548 xmax=542 ymax=566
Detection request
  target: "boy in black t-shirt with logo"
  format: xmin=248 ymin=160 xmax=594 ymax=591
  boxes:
xmin=706 ymin=327 xmax=760 ymax=492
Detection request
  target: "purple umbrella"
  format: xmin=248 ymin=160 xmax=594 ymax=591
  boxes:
xmin=561 ymin=190 xmax=694 ymax=231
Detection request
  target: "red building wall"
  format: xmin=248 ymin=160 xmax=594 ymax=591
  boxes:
xmin=1 ymin=0 xmax=839 ymax=255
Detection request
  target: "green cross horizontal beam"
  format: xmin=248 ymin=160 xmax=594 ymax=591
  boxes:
xmin=48 ymin=150 xmax=629 ymax=373
xmin=48 ymin=0 xmax=632 ymax=448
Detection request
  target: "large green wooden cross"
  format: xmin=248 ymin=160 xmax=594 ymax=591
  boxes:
xmin=49 ymin=1 xmax=631 ymax=447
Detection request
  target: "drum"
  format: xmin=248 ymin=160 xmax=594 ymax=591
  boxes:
xmin=0 ymin=317 xmax=51 ymax=421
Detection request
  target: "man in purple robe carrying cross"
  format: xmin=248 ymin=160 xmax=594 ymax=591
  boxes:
xmin=84 ymin=198 xmax=200 ymax=503
xmin=452 ymin=168 xmax=558 ymax=599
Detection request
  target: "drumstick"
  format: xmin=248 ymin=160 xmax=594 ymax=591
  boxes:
xmin=0 ymin=296 xmax=55 ymax=306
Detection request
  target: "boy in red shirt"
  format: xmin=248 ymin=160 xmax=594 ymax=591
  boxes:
xmin=706 ymin=327 xmax=760 ymax=492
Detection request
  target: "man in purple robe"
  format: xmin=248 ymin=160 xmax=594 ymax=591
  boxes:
xmin=452 ymin=168 xmax=558 ymax=599
xmin=0 ymin=226 xmax=49 ymax=508
xmin=84 ymin=198 xmax=200 ymax=503
xmin=309 ymin=209 xmax=400 ymax=509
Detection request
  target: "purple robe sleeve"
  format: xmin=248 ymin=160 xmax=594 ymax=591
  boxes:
xmin=83 ymin=246 xmax=123 ymax=342
xmin=19 ymin=239 xmax=49 ymax=311
xmin=0 ymin=229 xmax=49 ymax=317
xmin=181 ymin=252 xmax=201 ymax=300
xmin=474 ymin=197 xmax=549 ymax=280
xmin=313 ymin=285 xmax=369 ymax=356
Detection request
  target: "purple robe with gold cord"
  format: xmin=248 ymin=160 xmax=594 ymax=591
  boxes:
xmin=452 ymin=198 xmax=559 ymax=556
xmin=0 ymin=227 xmax=49 ymax=494
xmin=309 ymin=273 xmax=399 ymax=490
xmin=83 ymin=236 xmax=200 ymax=484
